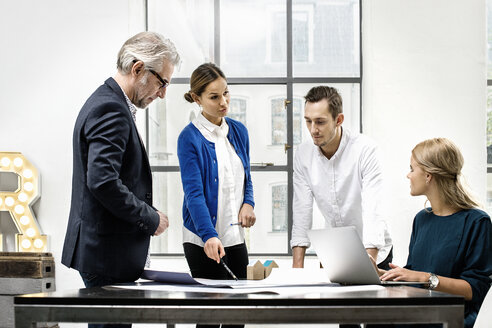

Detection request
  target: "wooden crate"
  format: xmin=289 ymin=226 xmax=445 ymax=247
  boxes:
xmin=0 ymin=252 xmax=54 ymax=278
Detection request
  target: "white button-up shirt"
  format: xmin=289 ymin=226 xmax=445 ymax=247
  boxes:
xmin=183 ymin=113 xmax=245 ymax=247
xmin=290 ymin=128 xmax=392 ymax=264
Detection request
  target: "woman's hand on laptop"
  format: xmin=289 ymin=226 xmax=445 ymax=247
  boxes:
xmin=380 ymin=263 xmax=427 ymax=282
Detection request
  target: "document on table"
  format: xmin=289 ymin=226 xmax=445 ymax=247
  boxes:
xmin=140 ymin=268 xmax=329 ymax=287
xmin=110 ymin=268 xmax=384 ymax=294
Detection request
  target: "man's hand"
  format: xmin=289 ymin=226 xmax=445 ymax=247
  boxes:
xmin=238 ymin=203 xmax=256 ymax=227
xmin=368 ymin=253 xmax=386 ymax=277
xmin=153 ymin=211 xmax=169 ymax=236
xmin=292 ymin=246 xmax=307 ymax=268
xmin=204 ymin=237 xmax=225 ymax=263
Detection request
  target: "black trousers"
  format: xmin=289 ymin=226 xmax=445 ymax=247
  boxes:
xmin=183 ymin=242 xmax=249 ymax=328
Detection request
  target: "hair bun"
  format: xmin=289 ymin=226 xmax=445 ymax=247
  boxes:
xmin=184 ymin=92 xmax=194 ymax=103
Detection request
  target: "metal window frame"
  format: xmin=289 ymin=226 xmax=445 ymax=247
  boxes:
xmin=146 ymin=0 xmax=362 ymax=256
xmin=488 ymin=80 xmax=492 ymax=173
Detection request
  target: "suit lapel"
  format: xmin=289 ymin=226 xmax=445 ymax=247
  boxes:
xmin=105 ymin=78 xmax=152 ymax=174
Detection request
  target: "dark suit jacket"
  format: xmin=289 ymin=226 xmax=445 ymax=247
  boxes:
xmin=62 ymin=77 xmax=159 ymax=281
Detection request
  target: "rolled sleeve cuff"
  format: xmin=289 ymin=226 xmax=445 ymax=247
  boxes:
xmin=243 ymin=199 xmax=255 ymax=208
xmin=290 ymin=239 xmax=311 ymax=249
xmin=363 ymin=242 xmax=381 ymax=249
xmin=362 ymin=230 xmax=386 ymax=250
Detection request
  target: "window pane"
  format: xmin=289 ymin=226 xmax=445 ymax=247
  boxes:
xmin=147 ymin=0 xmax=214 ymax=78
xmin=487 ymin=87 xmax=492 ymax=214
xmin=487 ymin=173 xmax=492 ymax=215
xmin=228 ymin=97 xmax=247 ymax=124
xmin=293 ymin=83 xmax=360 ymax=148
xmin=228 ymin=84 xmax=288 ymax=166
xmin=272 ymin=184 xmax=288 ymax=232
xmin=488 ymin=0 xmax=492 ymax=78
xmin=249 ymin=172 xmax=288 ymax=253
xmin=488 ymin=87 xmax=492 ymax=154
xmin=221 ymin=0 xmax=286 ymax=77
xmin=149 ymin=84 xmax=290 ymax=167
xmin=271 ymin=97 xmax=303 ymax=146
xmin=293 ymin=0 xmax=360 ymax=77
xmin=150 ymin=172 xmax=184 ymax=254
xmin=148 ymin=84 xmax=196 ymax=166
xmin=150 ymin=172 xmax=288 ymax=254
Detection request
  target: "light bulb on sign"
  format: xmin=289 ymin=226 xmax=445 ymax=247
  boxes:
xmin=1 ymin=157 xmax=10 ymax=167
xmin=34 ymin=239 xmax=44 ymax=249
xmin=21 ymin=239 xmax=31 ymax=249
xmin=15 ymin=205 xmax=25 ymax=214
xmin=26 ymin=228 xmax=36 ymax=238
xmin=20 ymin=216 xmax=30 ymax=225
xmin=23 ymin=169 xmax=33 ymax=179
xmin=13 ymin=157 xmax=23 ymax=167
xmin=5 ymin=197 xmax=14 ymax=207
xmin=18 ymin=192 xmax=28 ymax=202
xmin=24 ymin=182 xmax=33 ymax=191
xmin=0 ymin=151 xmax=47 ymax=252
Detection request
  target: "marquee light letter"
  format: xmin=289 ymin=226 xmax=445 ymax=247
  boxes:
xmin=0 ymin=152 xmax=47 ymax=251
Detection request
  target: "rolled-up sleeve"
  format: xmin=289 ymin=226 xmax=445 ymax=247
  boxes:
xmin=290 ymin=149 xmax=314 ymax=248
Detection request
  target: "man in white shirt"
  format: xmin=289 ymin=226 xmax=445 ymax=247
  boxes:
xmin=291 ymin=86 xmax=392 ymax=270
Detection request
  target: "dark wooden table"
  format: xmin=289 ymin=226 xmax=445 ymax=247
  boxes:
xmin=14 ymin=284 xmax=464 ymax=327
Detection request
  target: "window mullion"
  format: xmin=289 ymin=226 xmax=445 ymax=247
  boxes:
xmin=286 ymin=0 xmax=294 ymax=255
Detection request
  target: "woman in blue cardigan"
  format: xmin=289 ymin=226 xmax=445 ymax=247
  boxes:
xmin=374 ymin=138 xmax=492 ymax=328
xmin=177 ymin=63 xmax=255 ymax=295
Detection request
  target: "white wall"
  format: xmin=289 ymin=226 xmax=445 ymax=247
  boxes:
xmin=0 ymin=0 xmax=486 ymax=294
xmin=0 ymin=0 xmax=146 ymax=291
xmin=363 ymin=0 xmax=487 ymax=264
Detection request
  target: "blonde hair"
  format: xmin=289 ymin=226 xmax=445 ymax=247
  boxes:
xmin=412 ymin=138 xmax=479 ymax=210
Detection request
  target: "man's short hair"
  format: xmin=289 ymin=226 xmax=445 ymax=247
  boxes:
xmin=117 ymin=31 xmax=180 ymax=74
xmin=304 ymin=86 xmax=343 ymax=119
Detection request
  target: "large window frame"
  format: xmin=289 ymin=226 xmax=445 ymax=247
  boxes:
xmin=487 ymin=0 xmax=492 ymax=213
xmin=146 ymin=0 xmax=362 ymax=256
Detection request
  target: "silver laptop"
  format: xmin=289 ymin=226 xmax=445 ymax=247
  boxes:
xmin=307 ymin=226 xmax=428 ymax=286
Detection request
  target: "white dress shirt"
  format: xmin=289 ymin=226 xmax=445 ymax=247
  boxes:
xmin=183 ymin=113 xmax=245 ymax=247
xmin=290 ymin=128 xmax=392 ymax=264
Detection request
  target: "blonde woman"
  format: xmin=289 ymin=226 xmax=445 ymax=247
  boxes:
xmin=377 ymin=138 xmax=492 ymax=328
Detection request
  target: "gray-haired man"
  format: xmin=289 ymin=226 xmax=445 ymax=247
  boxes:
xmin=62 ymin=33 xmax=180 ymax=325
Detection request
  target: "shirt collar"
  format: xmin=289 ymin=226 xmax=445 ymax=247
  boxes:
xmin=317 ymin=127 xmax=350 ymax=159
xmin=119 ymin=85 xmax=138 ymax=121
xmin=197 ymin=112 xmax=228 ymax=135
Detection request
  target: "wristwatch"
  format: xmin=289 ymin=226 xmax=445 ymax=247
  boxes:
xmin=428 ymin=273 xmax=439 ymax=290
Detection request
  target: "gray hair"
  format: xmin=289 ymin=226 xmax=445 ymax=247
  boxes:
xmin=117 ymin=31 xmax=180 ymax=74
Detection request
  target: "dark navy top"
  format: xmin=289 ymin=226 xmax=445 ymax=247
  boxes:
xmin=404 ymin=208 xmax=492 ymax=328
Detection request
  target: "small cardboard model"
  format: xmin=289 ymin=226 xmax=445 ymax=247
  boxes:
xmin=246 ymin=260 xmax=279 ymax=280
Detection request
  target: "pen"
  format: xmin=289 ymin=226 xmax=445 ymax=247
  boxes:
xmin=220 ymin=258 xmax=238 ymax=281
xmin=230 ymin=222 xmax=241 ymax=226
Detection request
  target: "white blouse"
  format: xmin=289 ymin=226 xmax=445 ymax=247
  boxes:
xmin=183 ymin=113 xmax=245 ymax=247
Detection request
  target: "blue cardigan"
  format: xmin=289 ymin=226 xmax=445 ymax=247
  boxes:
xmin=177 ymin=117 xmax=255 ymax=243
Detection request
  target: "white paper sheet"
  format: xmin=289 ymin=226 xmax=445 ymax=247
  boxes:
xmin=108 ymin=282 xmax=384 ymax=295
xmin=109 ymin=268 xmax=384 ymax=295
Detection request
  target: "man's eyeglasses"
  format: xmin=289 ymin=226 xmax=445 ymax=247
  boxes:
xmin=132 ymin=60 xmax=169 ymax=89
xmin=148 ymin=69 xmax=169 ymax=89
